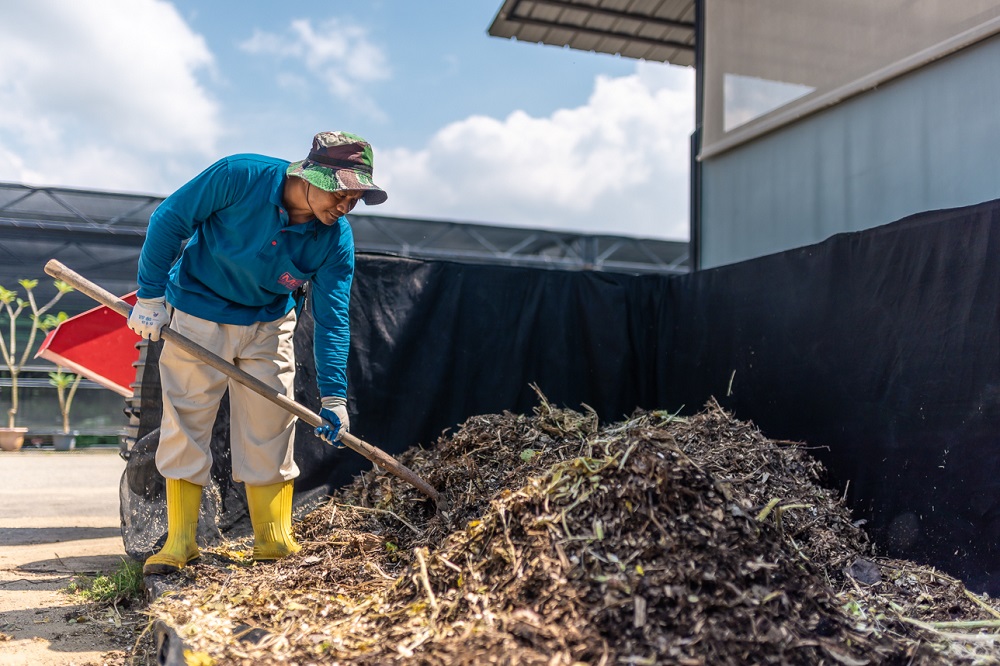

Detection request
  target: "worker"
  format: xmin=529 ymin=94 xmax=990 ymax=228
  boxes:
xmin=128 ymin=131 xmax=387 ymax=575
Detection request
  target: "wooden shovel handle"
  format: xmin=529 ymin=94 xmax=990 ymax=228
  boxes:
xmin=45 ymin=259 xmax=441 ymax=504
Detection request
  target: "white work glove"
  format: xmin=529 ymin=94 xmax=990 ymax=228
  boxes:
xmin=315 ymin=396 xmax=350 ymax=445
xmin=128 ymin=296 xmax=168 ymax=342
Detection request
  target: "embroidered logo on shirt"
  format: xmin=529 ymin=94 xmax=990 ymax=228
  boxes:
xmin=278 ymin=272 xmax=305 ymax=290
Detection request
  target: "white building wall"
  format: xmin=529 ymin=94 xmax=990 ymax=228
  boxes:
xmin=700 ymin=34 xmax=1000 ymax=268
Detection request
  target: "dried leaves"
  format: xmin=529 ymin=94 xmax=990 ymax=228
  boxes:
xmin=146 ymin=399 xmax=1000 ymax=665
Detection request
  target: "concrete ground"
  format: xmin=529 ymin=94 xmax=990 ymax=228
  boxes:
xmin=0 ymin=449 xmax=130 ymax=666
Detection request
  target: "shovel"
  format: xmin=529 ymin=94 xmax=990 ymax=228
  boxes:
xmin=45 ymin=259 xmax=442 ymax=505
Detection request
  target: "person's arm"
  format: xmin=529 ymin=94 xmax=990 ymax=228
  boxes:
xmin=311 ymin=224 xmax=355 ymax=398
xmin=137 ymin=159 xmax=236 ymax=299
xmin=311 ymin=222 xmax=355 ymax=442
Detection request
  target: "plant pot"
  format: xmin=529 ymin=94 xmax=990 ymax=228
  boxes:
xmin=0 ymin=427 xmax=29 ymax=452
xmin=52 ymin=432 xmax=77 ymax=451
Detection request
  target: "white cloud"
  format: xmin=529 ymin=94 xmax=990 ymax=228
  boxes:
xmin=0 ymin=0 xmax=221 ymax=192
xmin=0 ymin=4 xmax=693 ymax=241
xmin=239 ymin=18 xmax=390 ymax=119
xmin=374 ymin=62 xmax=694 ymax=240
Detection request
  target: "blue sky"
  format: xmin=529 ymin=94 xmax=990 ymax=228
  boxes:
xmin=0 ymin=1 xmax=694 ymax=239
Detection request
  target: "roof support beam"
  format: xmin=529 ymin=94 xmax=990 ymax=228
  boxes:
xmin=516 ymin=0 xmax=695 ymax=32
xmin=1 ymin=181 xmax=689 ymax=275
xmin=504 ymin=14 xmax=694 ymax=52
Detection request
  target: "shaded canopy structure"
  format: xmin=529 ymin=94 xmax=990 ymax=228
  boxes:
xmin=489 ymin=0 xmax=696 ymax=65
xmin=0 ymin=181 xmax=689 ymax=315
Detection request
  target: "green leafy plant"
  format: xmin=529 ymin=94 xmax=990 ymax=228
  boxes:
xmin=66 ymin=557 xmax=144 ymax=606
xmin=48 ymin=367 xmax=82 ymax=435
xmin=0 ymin=279 xmax=74 ymax=428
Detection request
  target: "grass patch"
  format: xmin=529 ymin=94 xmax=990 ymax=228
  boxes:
xmin=67 ymin=557 xmax=144 ymax=606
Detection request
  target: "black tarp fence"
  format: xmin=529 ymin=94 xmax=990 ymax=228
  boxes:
xmin=123 ymin=197 xmax=1000 ymax=594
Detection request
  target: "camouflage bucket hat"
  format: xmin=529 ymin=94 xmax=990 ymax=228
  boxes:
xmin=286 ymin=131 xmax=387 ymax=205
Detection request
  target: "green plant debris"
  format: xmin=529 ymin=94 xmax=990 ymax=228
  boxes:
xmin=67 ymin=557 xmax=144 ymax=607
xmin=141 ymin=398 xmax=1000 ymax=665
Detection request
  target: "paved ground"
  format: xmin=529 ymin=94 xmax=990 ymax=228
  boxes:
xmin=0 ymin=449 xmax=130 ymax=666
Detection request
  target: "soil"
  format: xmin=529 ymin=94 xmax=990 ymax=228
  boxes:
xmin=12 ymin=403 xmax=999 ymax=664
xmin=0 ymin=449 xmax=138 ymax=666
xmin=144 ymin=398 xmax=1000 ymax=665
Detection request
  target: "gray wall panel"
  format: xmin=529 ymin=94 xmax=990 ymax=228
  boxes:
xmin=701 ymin=34 xmax=1000 ymax=268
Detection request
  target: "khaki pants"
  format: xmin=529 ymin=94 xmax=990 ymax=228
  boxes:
xmin=155 ymin=308 xmax=299 ymax=487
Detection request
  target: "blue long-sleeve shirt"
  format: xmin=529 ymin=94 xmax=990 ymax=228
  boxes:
xmin=137 ymin=154 xmax=354 ymax=399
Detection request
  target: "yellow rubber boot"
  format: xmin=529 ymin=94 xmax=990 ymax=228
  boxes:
xmin=246 ymin=480 xmax=301 ymax=561
xmin=143 ymin=478 xmax=202 ymax=575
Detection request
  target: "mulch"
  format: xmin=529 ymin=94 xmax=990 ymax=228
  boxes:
xmin=137 ymin=393 xmax=1000 ymax=665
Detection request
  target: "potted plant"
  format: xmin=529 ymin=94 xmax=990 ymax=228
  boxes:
xmin=48 ymin=368 xmax=82 ymax=450
xmin=0 ymin=279 xmax=74 ymax=451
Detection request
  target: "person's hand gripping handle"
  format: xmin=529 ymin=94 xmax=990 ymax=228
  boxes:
xmin=128 ymin=296 xmax=168 ymax=341
xmin=315 ymin=396 xmax=350 ymax=446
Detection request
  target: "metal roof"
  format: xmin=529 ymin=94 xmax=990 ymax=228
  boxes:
xmin=488 ymin=0 xmax=696 ymax=66
xmin=0 ymin=182 xmax=688 ymax=313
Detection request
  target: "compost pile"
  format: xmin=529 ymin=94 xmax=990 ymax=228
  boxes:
xmin=148 ymin=396 xmax=1000 ymax=665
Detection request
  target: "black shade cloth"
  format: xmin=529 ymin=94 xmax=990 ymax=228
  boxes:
xmin=668 ymin=201 xmax=1000 ymax=595
xmin=123 ymin=198 xmax=1000 ymax=594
